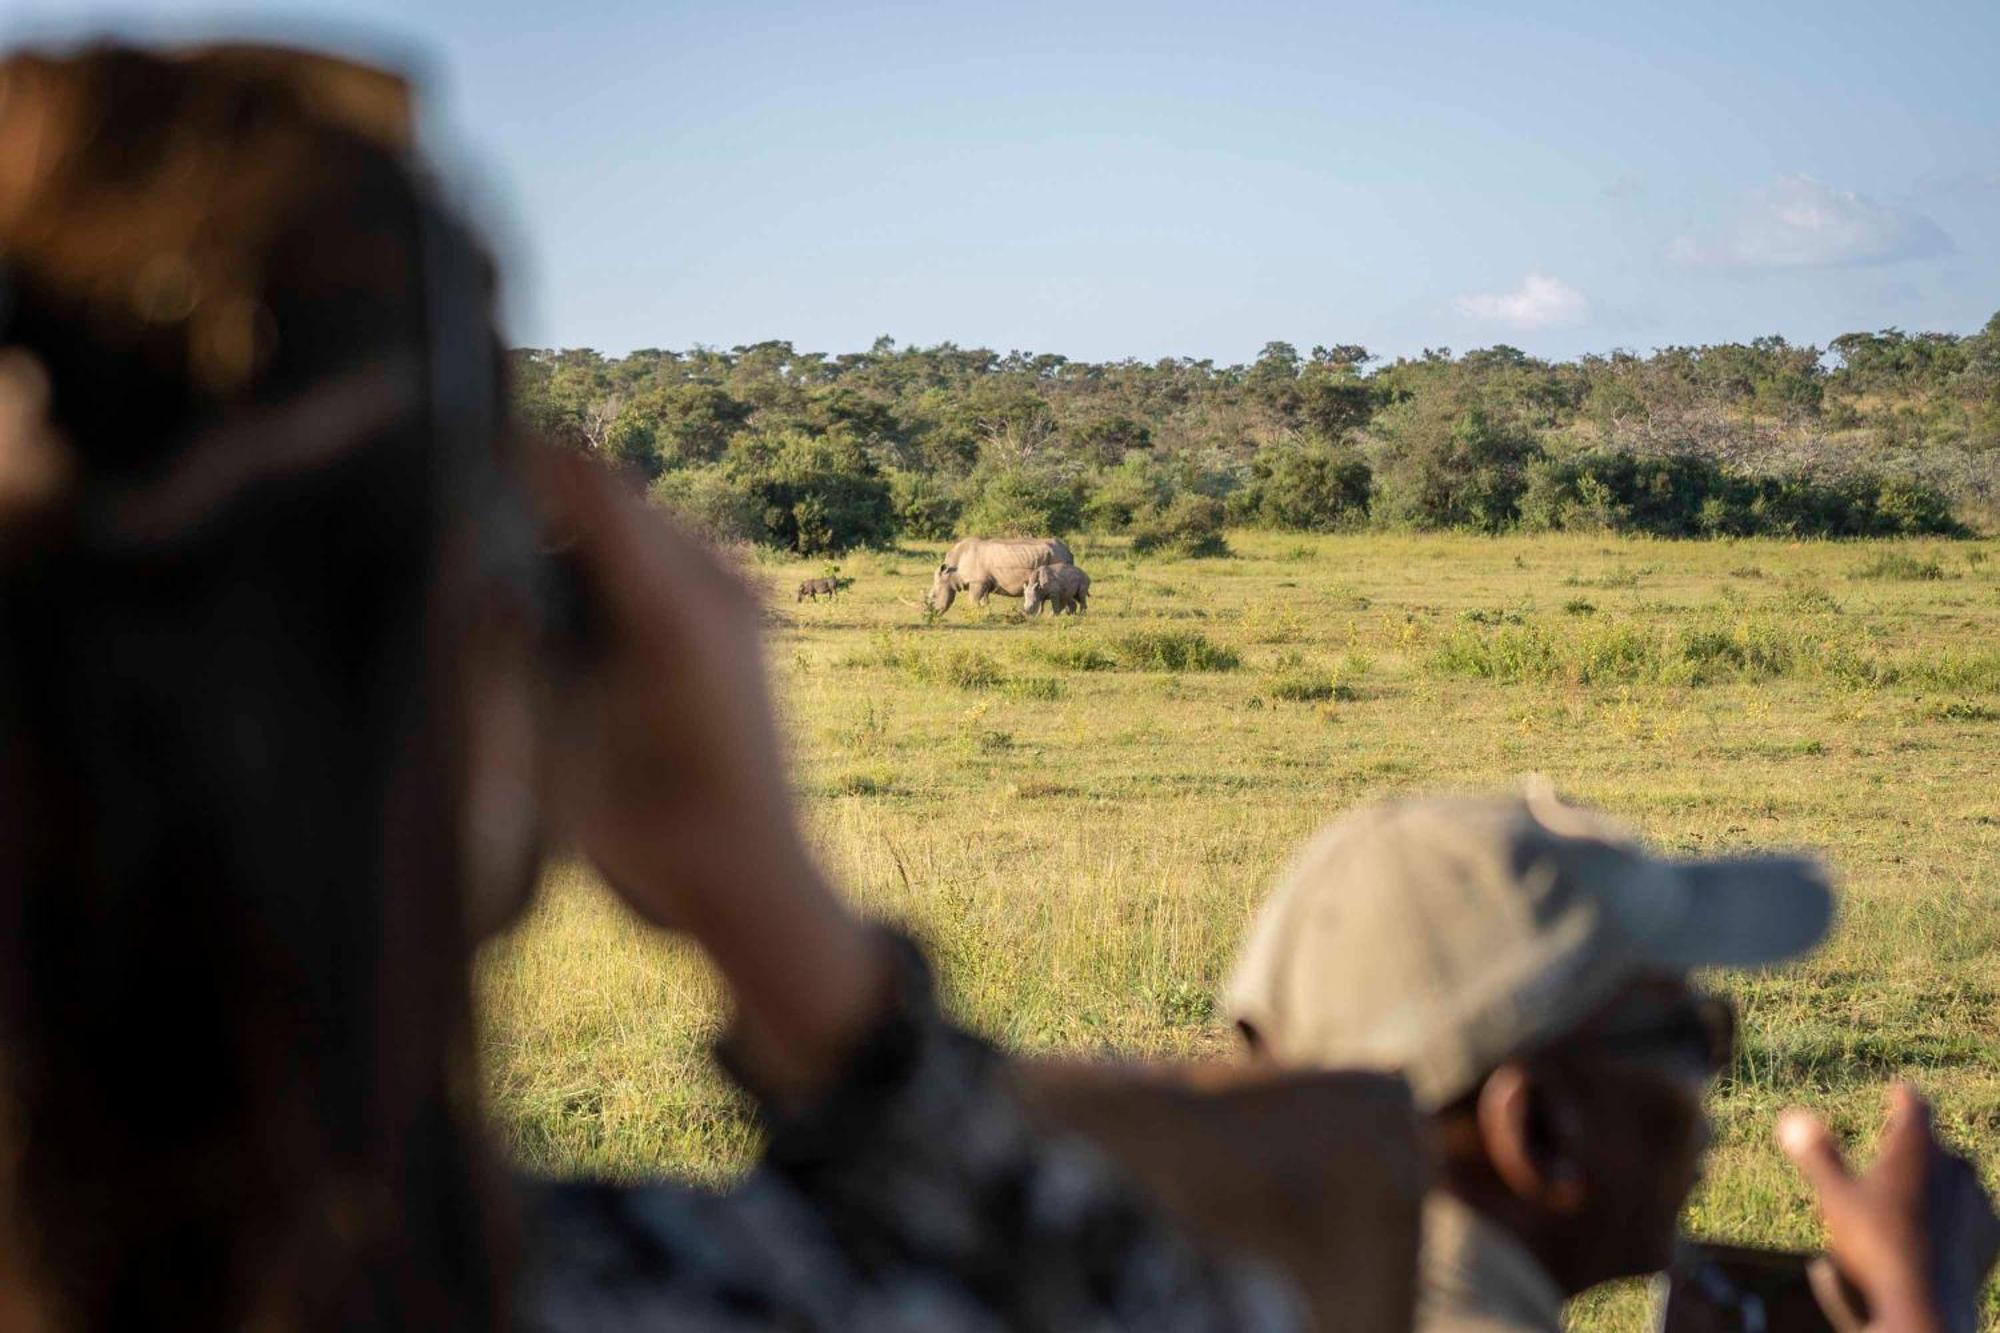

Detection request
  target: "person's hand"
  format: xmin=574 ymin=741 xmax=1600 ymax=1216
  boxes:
xmin=529 ymin=449 xmax=887 ymax=1097
xmin=1779 ymin=1084 xmax=2000 ymax=1333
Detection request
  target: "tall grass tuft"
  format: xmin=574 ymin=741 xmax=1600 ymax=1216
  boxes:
xmin=1109 ymin=628 xmax=1241 ymax=672
xmin=1851 ymin=552 xmax=1947 ymax=581
xmin=903 ymin=646 xmax=1006 ymax=689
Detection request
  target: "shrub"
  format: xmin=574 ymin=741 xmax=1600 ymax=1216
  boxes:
xmin=1515 ymin=451 xmax=1966 ymax=539
xmin=1130 ymin=494 xmax=1231 ymax=557
xmin=887 ymin=468 xmax=963 ymax=541
xmin=960 ymin=461 xmax=1085 ymax=537
xmin=726 ymin=428 xmax=894 ymax=554
xmin=1083 ymin=457 xmax=1171 ymax=532
xmin=1234 ymin=439 xmax=1372 ymax=530
xmin=648 ymin=466 xmax=764 ymax=545
xmin=1371 ymin=404 xmax=1537 ymax=531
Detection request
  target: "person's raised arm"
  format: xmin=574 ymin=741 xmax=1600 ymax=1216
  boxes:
xmin=532 ymin=449 xmax=891 ymax=1103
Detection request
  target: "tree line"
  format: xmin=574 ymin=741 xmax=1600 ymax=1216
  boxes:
xmin=510 ymin=315 xmax=2000 ymax=554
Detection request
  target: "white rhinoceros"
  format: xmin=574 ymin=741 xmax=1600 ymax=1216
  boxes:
xmin=926 ymin=537 xmax=1074 ymax=612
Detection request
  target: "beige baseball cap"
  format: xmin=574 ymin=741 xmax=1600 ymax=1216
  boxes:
xmin=1223 ymin=790 xmax=1833 ymax=1109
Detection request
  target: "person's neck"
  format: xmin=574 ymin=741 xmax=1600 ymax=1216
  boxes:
xmin=1437 ymin=1176 xmax=1597 ymax=1298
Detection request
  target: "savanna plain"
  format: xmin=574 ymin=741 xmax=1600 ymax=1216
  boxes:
xmin=481 ymin=530 xmax=2000 ymax=1329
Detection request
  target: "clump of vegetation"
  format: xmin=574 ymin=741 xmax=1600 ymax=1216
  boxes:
xmin=1564 ymin=568 xmax=1642 ymax=590
xmin=829 ymin=769 xmax=898 ymax=797
xmin=1242 ymin=601 xmax=1312 ymax=643
xmin=904 ymin=646 xmax=1005 ymax=689
xmin=1229 ymin=439 xmax=1372 ymax=531
xmin=1521 ymin=452 xmax=1964 ymax=538
xmin=1270 ymin=673 xmax=1359 ymax=702
xmin=1129 ymin=493 xmax=1231 ymax=557
xmin=1109 ymin=629 xmax=1241 ymax=672
xmin=1776 ymin=582 xmax=1842 ymax=616
xmin=1563 ymin=598 xmax=1597 ymax=615
xmin=1022 ymin=638 xmax=1116 ymax=672
xmin=1431 ymin=617 xmax=1812 ymax=687
xmin=1925 ymin=699 xmax=1999 ymax=722
xmin=1851 ymin=552 xmax=1947 ymax=581
xmin=1002 ymin=675 xmax=1068 ymax=702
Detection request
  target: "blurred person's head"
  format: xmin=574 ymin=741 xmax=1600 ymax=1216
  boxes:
xmin=0 ymin=42 xmax=541 ymax=1331
xmin=1224 ymin=791 xmax=1831 ymax=1294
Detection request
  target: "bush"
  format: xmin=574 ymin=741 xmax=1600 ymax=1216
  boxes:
xmin=648 ymin=466 xmax=764 ymax=545
xmin=888 ymin=468 xmax=962 ymax=541
xmin=1372 ymin=404 xmax=1537 ymax=531
xmin=1518 ymin=451 xmax=1966 ymax=539
xmin=1130 ymin=494 xmax=1231 ymax=557
xmin=959 ymin=461 xmax=1085 ymax=537
xmin=1235 ymin=439 xmax=1372 ymax=530
xmin=726 ymin=428 xmax=894 ymax=554
xmin=1084 ymin=457 xmax=1172 ymax=532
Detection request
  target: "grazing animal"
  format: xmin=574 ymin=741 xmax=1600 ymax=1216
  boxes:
xmin=926 ymin=537 xmax=1074 ymax=612
xmin=796 ymin=577 xmax=843 ymax=602
xmin=1022 ymin=562 xmax=1091 ymax=615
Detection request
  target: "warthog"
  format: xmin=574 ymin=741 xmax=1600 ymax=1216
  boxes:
xmin=1022 ymin=562 xmax=1090 ymax=615
xmin=927 ymin=537 xmax=1074 ymax=612
xmin=796 ymin=577 xmax=843 ymax=603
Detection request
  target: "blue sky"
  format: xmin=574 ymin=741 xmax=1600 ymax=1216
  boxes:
xmin=12 ymin=0 xmax=1999 ymax=363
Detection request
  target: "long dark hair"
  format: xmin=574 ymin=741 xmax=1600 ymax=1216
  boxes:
xmin=0 ymin=46 xmax=512 ymax=1329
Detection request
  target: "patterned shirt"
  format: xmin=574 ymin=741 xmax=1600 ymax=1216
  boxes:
xmin=517 ymin=936 xmax=1303 ymax=1331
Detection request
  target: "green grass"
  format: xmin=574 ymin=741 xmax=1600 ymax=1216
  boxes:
xmin=480 ymin=529 xmax=2000 ymax=1327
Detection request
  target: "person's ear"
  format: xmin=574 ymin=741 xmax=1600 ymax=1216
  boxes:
xmin=1474 ymin=1063 xmax=1588 ymax=1213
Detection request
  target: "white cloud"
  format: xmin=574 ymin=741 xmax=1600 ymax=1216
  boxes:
xmin=1669 ymin=175 xmax=1952 ymax=269
xmin=1453 ymin=272 xmax=1589 ymax=330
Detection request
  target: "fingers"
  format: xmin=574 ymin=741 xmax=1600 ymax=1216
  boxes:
xmin=1779 ymin=1108 xmax=1856 ymax=1204
xmin=1874 ymin=1082 xmax=1936 ymax=1178
xmin=524 ymin=446 xmax=752 ymax=655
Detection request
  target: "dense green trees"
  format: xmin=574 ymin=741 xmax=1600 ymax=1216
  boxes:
xmin=509 ymin=316 xmax=1997 ymax=551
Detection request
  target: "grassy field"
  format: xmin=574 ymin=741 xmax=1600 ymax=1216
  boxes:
xmin=480 ymin=529 xmax=2000 ymax=1328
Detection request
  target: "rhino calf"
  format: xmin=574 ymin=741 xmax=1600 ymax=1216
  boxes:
xmin=796 ymin=577 xmax=841 ymax=603
xmin=1023 ymin=562 xmax=1091 ymax=616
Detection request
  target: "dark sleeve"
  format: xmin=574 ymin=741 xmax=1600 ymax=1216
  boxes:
xmin=715 ymin=930 xmax=1304 ymax=1331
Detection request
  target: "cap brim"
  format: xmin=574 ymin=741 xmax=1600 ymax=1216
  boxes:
xmin=1631 ymin=855 xmax=1834 ymax=971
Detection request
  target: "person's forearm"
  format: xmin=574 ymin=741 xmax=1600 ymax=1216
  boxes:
xmin=679 ymin=834 xmax=890 ymax=1103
